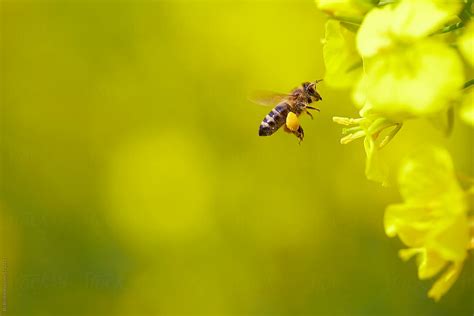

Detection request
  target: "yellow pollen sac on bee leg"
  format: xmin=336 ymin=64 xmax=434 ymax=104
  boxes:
xmin=286 ymin=112 xmax=300 ymax=132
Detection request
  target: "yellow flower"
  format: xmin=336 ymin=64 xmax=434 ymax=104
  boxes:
xmin=355 ymin=0 xmax=465 ymax=119
xmin=357 ymin=40 xmax=464 ymax=119
xmin=333 ymin=110 xmax=401 ymax=185
xmin=322 ymin=20 xmax=362 ymax=89
xmin=357 ymin=0 xmax=463 ymax=58
xmin=385 ymin=146 xmax=470 ymax=300
xmin=316 ymin=0 xmax=374 ymax=20
xmin=460 ymin=87 xmax=474 ymax=126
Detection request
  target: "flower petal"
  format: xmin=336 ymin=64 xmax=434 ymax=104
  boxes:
xmin=391 ymin=0 xmax=463 ymax=40
xmin=360 ymin=40 xmax=464 ymax=119
xmin=385 ymin=203 xmax=433 ymax=247
xmin=397 ymin=146 xmax=463 ymax=204
xmin=323 ymin=20 xmax=362 ymax=89
xmin=357 ymin=0 xmax=463 ymax=58
xmin=458 ymin=22 xmax=474 ymax=67
xmin=428 ymin=262 xmax=464 ymax=301
xmin=460 ymin=88 xmax=474 ymax=126
xmin=316 ymin=0 xmax=374 ymax=19
xmin=427 ymin=215 xmax=469 ymax=262
xmin=416 ymin=249 xmax=447 ymax=280
xmin=363 ymin=135 xmax=388 ymax=185
xmin=399 ymin=248 xmax=421 ymax=261
xmin=356 ymin=5 xmax=394 ymax=58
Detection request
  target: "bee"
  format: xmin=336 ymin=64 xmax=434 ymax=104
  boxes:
xmin=252 ymin=80 xmax=323 ymax=142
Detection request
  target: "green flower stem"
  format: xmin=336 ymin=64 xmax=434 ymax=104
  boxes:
xmin=459 ymin=0 xmax=473 ymax=22
xmin=434 ymin=22 xmax=465 ymax=35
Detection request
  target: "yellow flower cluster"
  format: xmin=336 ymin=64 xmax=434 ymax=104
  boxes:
xmin=320 ymin=0 xmax=473 ymax=122
xmin=385 ymin=147 xmax=471 ymax=301
xmin=317 ymin=0 xmax=474 ymax=301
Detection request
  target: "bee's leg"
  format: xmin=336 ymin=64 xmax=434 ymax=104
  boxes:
xmin=306 ymin=106 xmax=320 ymax=112
xmin=305 ymin=110 xmax=314 ymax=120
xmin=294 ymin=126 xmax=304 ymax=143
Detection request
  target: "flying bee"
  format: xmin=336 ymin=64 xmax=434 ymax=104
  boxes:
xmin=251 ymin=80 xmax=323 ymax=142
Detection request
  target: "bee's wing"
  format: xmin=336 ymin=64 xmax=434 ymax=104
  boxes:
xmin=248 ymin=90 xmax=291 ymax=106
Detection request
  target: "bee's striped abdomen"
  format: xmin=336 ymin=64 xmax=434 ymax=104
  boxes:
xmin=259 ymin=103 xmax=289 ymax=136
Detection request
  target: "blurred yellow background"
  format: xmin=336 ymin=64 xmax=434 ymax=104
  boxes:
xmin=0 ymin=0 xmax=472 ymax=315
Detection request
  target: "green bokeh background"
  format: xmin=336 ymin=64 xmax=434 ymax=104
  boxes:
xmin=0 ymin=0 xmax=473 ymax=315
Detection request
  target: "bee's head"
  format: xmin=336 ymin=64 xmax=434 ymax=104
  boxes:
xmin=302 ymin=80 xmax=323 ymax=101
